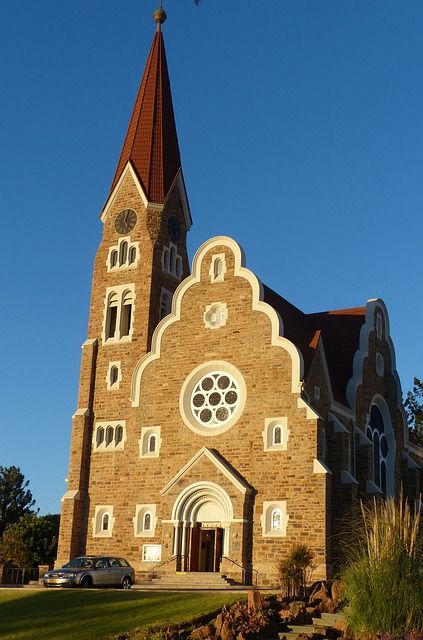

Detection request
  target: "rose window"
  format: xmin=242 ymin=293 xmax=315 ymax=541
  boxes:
xmin=190 ymin=372 xmax=240 ymax=427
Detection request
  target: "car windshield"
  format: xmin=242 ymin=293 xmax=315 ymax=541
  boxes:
xmin=63 ymin=558 xmax=93 ymax=569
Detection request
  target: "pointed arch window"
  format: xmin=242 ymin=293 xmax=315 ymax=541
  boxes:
xmin=367 ymin=405 xmax=389 ymax=495
xmin=96 ymin=427 xmax=105 ymax=448
xmin=134 ymin=504 xmax=157 ymax=537
xmin=162 ymin=243 xmax=182 ymax=279
xmin=108 ymin=238 xmax=138 ymax=271
xmin=106 ymin=292 xmax=119 ymax=339
xmin=119 ymin=241 xmax=128 ymax=266
xmin=110 ymin=365 xmax=119 ymax=386
xmin=94 ymin=421 xmax=125 ymax=451
xmin=120 ymin=290 xmax=133 ymax=337
xmin=110 ymin=250 xmax=118 ymax=268
xmin=128 ymin=246 xmax=136 ymax=265
xmin=115 ymin=425 xmax=124 ymax=447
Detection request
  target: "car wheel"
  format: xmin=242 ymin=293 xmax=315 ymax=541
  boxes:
xmin=80 ymin=575 xmax=92 ymax=588
xmin=121 ymin=576 xmax=132 ymax=590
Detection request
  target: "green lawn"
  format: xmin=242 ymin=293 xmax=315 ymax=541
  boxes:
xmin=0 ymin=589 xmax=242 ymax=640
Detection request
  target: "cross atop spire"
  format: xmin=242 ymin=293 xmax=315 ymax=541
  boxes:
xmin=109 ymin=9 xmax=182 ymax=205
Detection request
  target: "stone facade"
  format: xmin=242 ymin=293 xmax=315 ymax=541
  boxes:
xmin=56 ymin=22 xmax=422 ymax=587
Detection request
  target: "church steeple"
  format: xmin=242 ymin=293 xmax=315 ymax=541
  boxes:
xmin=109 ymin=8 xmax=183 ymax=206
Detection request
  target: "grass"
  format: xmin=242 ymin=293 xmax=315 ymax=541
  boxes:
xmin=342 ymin=493 xmax=423 ymax=637
xmin=0 ymin=588 xmax=243 ymax=640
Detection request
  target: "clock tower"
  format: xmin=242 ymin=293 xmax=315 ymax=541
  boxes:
xmin=57 ymin=8 xmax=191 ymax=562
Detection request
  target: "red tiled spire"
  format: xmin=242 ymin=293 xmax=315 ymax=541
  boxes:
xmin=110 ymin=15 xmax=181 ymax=203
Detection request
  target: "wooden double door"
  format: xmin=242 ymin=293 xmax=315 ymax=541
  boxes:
xmin=188 ymin=525 xmax=223 ymax=572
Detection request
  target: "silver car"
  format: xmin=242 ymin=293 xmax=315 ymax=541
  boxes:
xmin=43 ymin=556 xmax=135 ymax=589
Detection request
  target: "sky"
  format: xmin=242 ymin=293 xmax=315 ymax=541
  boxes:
xmin=1 ymin=0 xmax=422 ymax=515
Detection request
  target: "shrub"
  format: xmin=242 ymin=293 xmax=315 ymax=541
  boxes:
xmin=342 ymin=493 xmax=423 ymax=637
xmin=279 ymin=544 xmax=314 ymax=597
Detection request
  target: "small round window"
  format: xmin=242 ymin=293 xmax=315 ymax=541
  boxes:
xmin=180 ymin=362 xmax=246 ymax=435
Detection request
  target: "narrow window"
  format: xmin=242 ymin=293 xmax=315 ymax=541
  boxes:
xmin=176 ymin=256 xmax=182 ymax=278
xmin=148 ymin=434 xmax=156 ymax=453
xmin=110 ymin=250 xmax=118 ymax=268
xmin=163 ymin=248 xmax=170 ymax=272
xmin=102 ymin=513 xmax=110 ymax=531
xmin=271 ymin=509 xmax=281 ymax=530
xmin=160 ymin=291 xmax=171 ymax=320
xmin=170 ymin=246 xmax=176 ymax=274
xmin=106 ymin=293 xmax=118 ymax=339
xmin=273 ymin=425 xmax=282 ymax=445
xmin=214 ymin=258 xmax=222 ymax=280
xmin=120 ymin=290 xmax=133 ymax=337
xmin=128 ymin=246 xmax=136 ymax=264
xmin=96 ymin=427 xmax=105 ymax=448
xmin=119 ymin=241 xmax=128 ymax=266
xmin=106 ymin=426 xmax=114 ymax=447
xmin=115 ymin=425 xmax=123 ymax=446
xmin=110 ymin=365 xmax=119 ymax=386
xmin=143 ymin=512 xmax=152 ymax=531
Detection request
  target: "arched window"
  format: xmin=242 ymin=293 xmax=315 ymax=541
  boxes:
xmin=120 ymin=290 xmax=133 ymax=337
xmin=102 ymin=512 xmax=110 ymax=531
xmin=214 ymin=258 xmax=222 ymax=280
xmin=273 ymin=425 xmax=282 ymax=445
xmin=119 ymin=241 xmax=128 ymax=266
xmin=271 ymin=509 xmax=281 ymax=530
xmin=367 ymin=405 xmax=388 ymax=494
xmin=115 ymin=425 xmax=123 ymax=446
xmin=148 ymin=434 xmax=156 ymax=453
xmin=110 ymin=365 xmax=119 ymax=386
xmin=105 ymin=426 xmax=114 ymax=447
xmin=170 ymin=246 xmax=176 ymax=273
xmin=110 ymin=250 xmax=118 ymax=268
xmin=163 ymin=248 xmax=170 ymax=271
xmin=143 ymin=512 xmax=152 ymax=531
xmin=128 ymin=246 xmax=136 ymax=265
xmin=176 ymin=256 xmax=182 ymax=278
xmin=106 ymin=292 xmax=119 ymax=339
xmin=96 ymin=427 xmax=105 ymax=448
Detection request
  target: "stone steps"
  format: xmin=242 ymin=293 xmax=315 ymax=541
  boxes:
xmin=134 ymin=571 xmax=240 ymax=590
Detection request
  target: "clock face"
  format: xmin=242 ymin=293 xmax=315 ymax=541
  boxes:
xmin=168 ymin=215 xmax=181 ymax=242
xmin=115 ymin=209 xmax=137 ymax=234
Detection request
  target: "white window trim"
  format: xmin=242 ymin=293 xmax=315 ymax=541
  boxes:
xmin=106 ymin=361 xmax=122 ymax=390
xmin=102 ymin=283 xmax=135 ymax=344
xmin=261 ymin=501 xmax=288 ymax=537
xmin=107 ymin=236 xmax=139 ymax=272
xmin=134 ymin=504 xmax=157 ymax=537
xmin=93 ymin=505 xmax=115 ymax=538
xmin=93 ymin=420 xmax=126 ymax=451
xmin=262 ymin=417 xmax=289 ymax=452
xmin=139 ymin=426 xmax=162 ymax=458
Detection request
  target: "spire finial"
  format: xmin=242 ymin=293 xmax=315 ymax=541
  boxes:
xmin=153 ymin=4 xmax=167 ymax=26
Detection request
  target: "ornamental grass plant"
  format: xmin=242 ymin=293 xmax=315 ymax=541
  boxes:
xmin=342 ymin=492 xmax=423 ymax=638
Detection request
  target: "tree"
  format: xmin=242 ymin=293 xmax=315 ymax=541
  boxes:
xmin=0 ymin=514 xmax=59 ymax=567
xmin=0 ymin=466 xmax=36 ymax=536
xmin=404 ymin=377 xmax=423 ymax=446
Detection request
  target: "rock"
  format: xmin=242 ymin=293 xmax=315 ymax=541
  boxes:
xmin=279 ymin=608 xmax=295 ymax=624
xmin=220 ymin=622 xmax=235 ymax=640
xmin=189 ymin=624 xmax=214 ymax=640
xmin=288 ymin=600 xmax=306 ymax=617
xmin=309 ymin=582 xmax=329 ymax=603
xmin=247 ymin=589 xmax=262 ymax=611
xmin=214 ymin=612 xmax=223 ymax=636
xmin=330 ymin=579 xmax=344 ymax=604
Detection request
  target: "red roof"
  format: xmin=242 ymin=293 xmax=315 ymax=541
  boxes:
xmin=109 ymin=23 xmax=181 ymax=203
xmin=263 ymin=285 xmax=366 ymax=405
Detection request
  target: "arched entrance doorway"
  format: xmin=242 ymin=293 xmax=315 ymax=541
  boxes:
xmin=171 ymin=482 xmax=233 ymax=572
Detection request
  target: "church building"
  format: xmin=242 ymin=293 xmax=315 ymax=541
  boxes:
xmin=56 ymin=9 xmax=422 ymax=586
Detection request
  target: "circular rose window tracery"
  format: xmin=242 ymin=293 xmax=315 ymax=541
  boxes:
xmin=190 ymin=372 xmax=240 ymax=427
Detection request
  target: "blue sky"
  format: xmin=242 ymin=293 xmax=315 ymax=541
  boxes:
xmin=1 ymin=1 xmax=422 ymax=515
